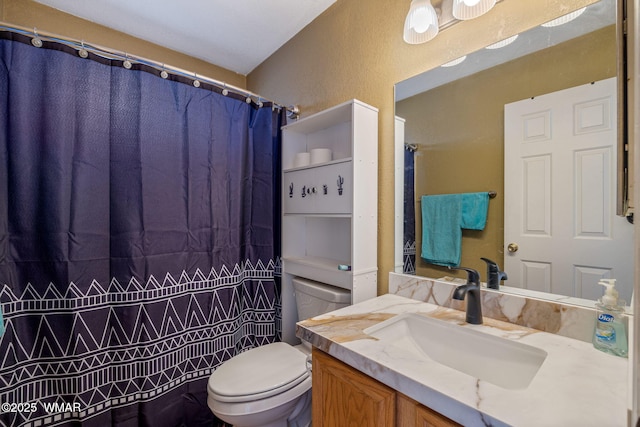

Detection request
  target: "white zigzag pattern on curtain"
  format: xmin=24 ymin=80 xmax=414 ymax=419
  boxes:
xmin=0 ymin=259 xmax=280 ymax=427
xmin=403 ymin=241 xmax=416 ymax=275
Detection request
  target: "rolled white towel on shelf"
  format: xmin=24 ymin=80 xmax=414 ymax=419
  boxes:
xmin=310 ymin=148 xmax=332 ymax=164
xmin=293 ymin=152 xmax=311 ymax=167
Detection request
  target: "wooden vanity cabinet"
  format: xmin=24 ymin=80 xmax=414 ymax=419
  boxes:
xmin=312 ymin=349 xmax=461 ymax=427
xmin=396 ymin=394 xmax=461 ymax=427
xmin=312 ymin=347 xmax=395 ymax=426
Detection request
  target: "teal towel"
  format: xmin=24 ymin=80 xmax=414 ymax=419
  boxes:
xmin=461 ymin=192 xmax=490 ymax=230
xmin=421 ymin=192 xmax=489 ymax=267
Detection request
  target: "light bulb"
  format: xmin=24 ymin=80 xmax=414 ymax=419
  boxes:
xmin=403 ymin=0 xmax=439 ymax=44
xmin=453 ymin=0 xmax=496 ymax=20
xmin=411 ymin=8 xmax=431 ymax=33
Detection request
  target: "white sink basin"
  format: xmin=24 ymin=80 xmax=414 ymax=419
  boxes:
xmin=363 ymin=313 xmax=547 ymax=390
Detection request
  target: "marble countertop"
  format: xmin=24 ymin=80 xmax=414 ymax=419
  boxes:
xmin=296 ymin=294 xmax=628 ymax=427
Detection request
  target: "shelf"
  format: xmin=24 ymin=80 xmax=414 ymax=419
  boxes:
xmin=280 ymin=99 xmax=378 ymax=344
xmin=282 ymin=256 xmax=353 ymax=290
xmin=282 ymin=100 xmax=366 ymax=134
xmin=283 ymin=157 xmax=352 ymax=173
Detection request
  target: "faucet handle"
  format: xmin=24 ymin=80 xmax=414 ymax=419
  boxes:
xmin=449 ymin=266 xmax=480 ymax=286
xmin=480 ymin=257 xmax=498 ymax=271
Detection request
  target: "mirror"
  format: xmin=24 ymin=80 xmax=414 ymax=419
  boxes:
xmin=394 ymin=0 xmax=634 ymax=306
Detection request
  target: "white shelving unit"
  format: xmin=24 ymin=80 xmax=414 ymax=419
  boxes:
xmin=281 ymin=99 xmax=379 ymax=344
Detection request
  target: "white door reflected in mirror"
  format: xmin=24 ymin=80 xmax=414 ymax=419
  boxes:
xmin=504 ymin=78 xmax=633 ymax=303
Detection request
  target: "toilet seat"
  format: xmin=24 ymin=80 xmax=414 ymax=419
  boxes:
xmin=208 ymin=342 xmax=309 ymax=403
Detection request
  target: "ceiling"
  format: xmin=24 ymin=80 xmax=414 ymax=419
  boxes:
xmin=33 ymin=0 xmax=337 ymax=76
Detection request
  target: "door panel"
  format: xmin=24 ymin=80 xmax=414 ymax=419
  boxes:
xmin=504 ymin=77 xmax=633 ymax=301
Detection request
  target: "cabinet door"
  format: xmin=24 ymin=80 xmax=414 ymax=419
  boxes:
xmin=397 ymin=394 xmax=461 ymax=427
xmin=312 ymin=349 xmax=395 ymax=427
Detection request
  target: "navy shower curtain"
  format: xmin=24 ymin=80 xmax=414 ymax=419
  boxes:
xmin=0 ymin=34 xmax=282 ymax=427
xmin=403 ymin=149 xmax=416 ymax=275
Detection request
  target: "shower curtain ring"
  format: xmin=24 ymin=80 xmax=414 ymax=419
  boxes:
xmin=31 ymin=28 xmax=43 ymax=48
xmin=123 ymin=54 xmax=132 ymax=69
xmin=193 ymin=73 xmax=201 ymax=88
xmin=160 ymin=64 xmax=169 ymax=79
xmin=222 ymin=84 xmax=229 ymax=96
xmin=78 ymin=41 xmax=89 ymax=58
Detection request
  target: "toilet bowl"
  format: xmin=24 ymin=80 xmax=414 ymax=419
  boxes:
xmin=207 ymin=277 xmax=350 ymax=427
xmin=207 ymin=342 xmax=312 ymax=427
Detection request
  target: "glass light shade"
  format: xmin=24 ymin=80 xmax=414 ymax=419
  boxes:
xmin=403 ymin=0 xmax=439 ymax=44
xmin=452 ymin=0 xmax=496 ymax=20
xmin=485 ymin=34 xmax=518 ymax=49
xmin=541 ymin=7 xmax=586 ymax=27
xmin=441 ymin=56 xmax=467 ymax=67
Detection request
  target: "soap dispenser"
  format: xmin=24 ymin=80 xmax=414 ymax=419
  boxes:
xmin=593 ymin=279 xmax=628 ymax=357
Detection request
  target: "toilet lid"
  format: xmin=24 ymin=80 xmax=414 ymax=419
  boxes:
xmin=208 ymin=342 xmax=309 ymax=401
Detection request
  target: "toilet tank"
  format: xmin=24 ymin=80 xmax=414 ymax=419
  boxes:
xmin=293 ymin=277 xmax=351 ymax=322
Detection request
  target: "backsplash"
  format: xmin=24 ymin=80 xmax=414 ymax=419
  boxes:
xmin=388 ymin=272 xmax=632 ymax=343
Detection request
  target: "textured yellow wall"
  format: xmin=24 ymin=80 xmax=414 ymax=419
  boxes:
xmin=0 ymin=0 xmax=245 ymax=88
xmin=248 ymin=0 xmax=599 ymax=294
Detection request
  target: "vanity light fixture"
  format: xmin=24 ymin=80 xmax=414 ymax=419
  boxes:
xmin=452 ymin=0 xmax=496 ymax=20
xmin=404 ymin=0 xmax=501 ymax=45
xmin=485 ymin=34 xmax=518 ymax=49
xmin=403 ymin=0 xmax=439 ymax=44
xmin=541 ymin=7 xmax=586 ymax=27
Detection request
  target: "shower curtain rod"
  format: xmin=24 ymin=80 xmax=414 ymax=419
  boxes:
xmin=0 ymin=22 xmax=300 ymax=118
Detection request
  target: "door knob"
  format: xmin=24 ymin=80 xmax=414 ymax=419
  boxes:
xmin=507 ymin=243 xmax=519 ymax=253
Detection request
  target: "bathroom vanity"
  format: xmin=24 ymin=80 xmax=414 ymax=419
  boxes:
xmin=312 ymin=348 xmax=459 ymax=426
xmin=297 ymin=294 xmax=628 ymax=426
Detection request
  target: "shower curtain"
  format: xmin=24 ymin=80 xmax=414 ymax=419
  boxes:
xmin=0 ymin=34 xmax=283 ymax=427
xmin=403 ymin=149 xmax=416 ymax=275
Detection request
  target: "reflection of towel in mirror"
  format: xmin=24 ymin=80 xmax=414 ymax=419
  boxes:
xmin=421 ymin=192 xmax=489 ymax=267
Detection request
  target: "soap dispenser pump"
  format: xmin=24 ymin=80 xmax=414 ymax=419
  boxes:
xmin=593 ymin=279 xmax=628 ymax=357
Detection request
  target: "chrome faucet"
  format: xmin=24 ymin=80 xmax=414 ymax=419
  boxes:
xmin=481 ymin=257 xmax=508 ymax=290
xmin=451 ymin=267 xmax=483 ymax=325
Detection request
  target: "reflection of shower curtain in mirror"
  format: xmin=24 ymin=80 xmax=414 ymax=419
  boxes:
xmin=403 ymin=149 xmax=416 ymax=274
xmin=0 ymin=35 xmax=283 ymax=427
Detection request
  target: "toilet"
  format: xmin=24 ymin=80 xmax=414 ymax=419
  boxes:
xmin=207 ymin=277 xmax=351 ymax=427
